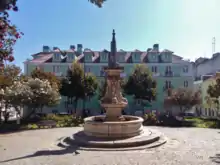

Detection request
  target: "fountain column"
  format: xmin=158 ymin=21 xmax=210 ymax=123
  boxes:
xmin=101 ymin=30 xmax=128 ymax=121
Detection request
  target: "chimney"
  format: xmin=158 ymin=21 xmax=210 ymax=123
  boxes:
xmin=43 ymin=46 xmax=50 ymax=52
xmin=70 ymin=45 xmax=75 ymax=50
xmin=153 ymin=44 xmax=159 ymax=51
xmin=147 ymin=48 xmax=152 ymax=52
xmin=77 ymin=44 xmax=83 ymax=54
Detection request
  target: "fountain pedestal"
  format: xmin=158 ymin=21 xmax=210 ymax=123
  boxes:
xmin=100 ymin=67 xmax=128 ymax=121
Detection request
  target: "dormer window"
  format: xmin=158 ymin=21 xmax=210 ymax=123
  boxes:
xmin=54 ymin=53 xmax=60 ymax=60
xmin=67 ymin=53 xmax=74 ymax=61
xmin=152 ymin=66 xmax=157 ymax=73
xmin=103 ymin=53 xmax=107 ymax=60
xmin=183 ymin=66 xmax=188 ymax=73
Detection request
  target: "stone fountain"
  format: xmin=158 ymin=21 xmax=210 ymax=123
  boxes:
xmin=84 ymin=30 xmax=144 ymax=138
xmin=58 ymin=30 xmax=167 ymax=151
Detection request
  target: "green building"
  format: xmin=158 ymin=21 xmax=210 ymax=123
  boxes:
xmin=24 ymin=43 xmax=194 ymax=115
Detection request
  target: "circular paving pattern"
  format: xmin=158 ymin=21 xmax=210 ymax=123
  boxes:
xmin=1 ymin=127 xmax=220 ymax=165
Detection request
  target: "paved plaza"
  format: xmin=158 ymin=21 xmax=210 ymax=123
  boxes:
xmin=0 ymin=126 xmax=220 ymax=165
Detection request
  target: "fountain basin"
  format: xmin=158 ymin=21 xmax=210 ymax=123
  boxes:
xmin=84 ymin=115 xmax=144 ymax=138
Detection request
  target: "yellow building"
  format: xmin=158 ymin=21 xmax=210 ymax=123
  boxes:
xmin=194 ymin=72 xmax=220 ymax=117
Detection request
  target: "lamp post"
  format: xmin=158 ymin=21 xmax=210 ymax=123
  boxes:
xmin=83 ymin=56 xmax=86 ymax=115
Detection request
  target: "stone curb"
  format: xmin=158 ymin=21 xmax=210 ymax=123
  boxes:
xmin=56 ymin=129 xmax=167 ymax=151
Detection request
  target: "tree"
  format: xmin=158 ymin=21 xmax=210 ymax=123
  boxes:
xmin=0 ymin=64 xmax=21 ymax=88
xmin=60 ymin=62 xmax=98 ymax=113
xmin=164 ymin=88 xmax=201 ymax=113
xmin=89 ymin=0 xmax=107 ymax=7
xmin=0 ymin=64 xmax=21 ymax=123
xmin=0 ymin=0 xmax=23 ymax=68
xmin=4 ymin=80 xmax=32 ymax=123
xmin=123 ymin=64 xmax=156 ymax=104
xmin=31 ymin=67 xmax=61 ymax=89
xmin=207 ymin=78 xmax=220 ymax=110
xmin=21 ymin=78 xmax=61 ymax=118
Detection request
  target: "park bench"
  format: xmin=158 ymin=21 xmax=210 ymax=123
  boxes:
xmin=37 ymin=120 xmax=57 ymax=128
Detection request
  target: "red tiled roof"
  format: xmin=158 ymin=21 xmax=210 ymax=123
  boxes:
xmin=76 ymin=54 xmax=84 ymax=63
xmin=141 ymin=52 xmax=147 ymax=62
xmin=134 ymin=49 xmax=141 ymax=52
xmin=25 ymin=54 xmax=53 ymax=64
xmin=162 ymin=49 xmax=173 ymax=53
xmin=92 ymin=51 xmax=100 ymax=63
xmin=125 ymin=52 xmax=132 ymax=62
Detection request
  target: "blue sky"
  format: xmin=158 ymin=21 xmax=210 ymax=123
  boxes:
xmin=10 ymin=0 xmax=220 ymax=69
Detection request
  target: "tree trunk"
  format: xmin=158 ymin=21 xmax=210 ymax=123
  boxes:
xmin=74 ymin=98 xmax=78 ymax=114
xmin=4 ymin=104 xmax=9 ymax=123
xmin=23 ymin=107 xmax=36 ymax=120
xmin=15 ymin=106 xmax=21 ymax=125
xmin=0 ymin=108 xmax=2 ymax=124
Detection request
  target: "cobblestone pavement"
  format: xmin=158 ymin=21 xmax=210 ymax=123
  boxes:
xmin=0 ymin=127 xmax=220 ymax=165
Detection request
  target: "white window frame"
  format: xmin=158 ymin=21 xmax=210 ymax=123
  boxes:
xmin=184 ymin=81 xmax=188 ymax=87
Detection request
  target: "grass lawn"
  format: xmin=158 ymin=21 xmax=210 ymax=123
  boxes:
xmin=184 ymin=117 xmax=220 ymax=128
xmin=0 ymin=114 xmax=84 ymax=133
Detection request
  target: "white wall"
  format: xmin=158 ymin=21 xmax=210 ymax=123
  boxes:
xmin=195 ymin=55 xmax=220 ymax=78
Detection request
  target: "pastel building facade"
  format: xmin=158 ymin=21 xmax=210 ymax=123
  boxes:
xmin=24 ymin=44 xmax=194 ymax=115
xmin=193 ymin=74 xmax=220 ymax=118
xmin=193 ymin=53 xmax=220 ymax=80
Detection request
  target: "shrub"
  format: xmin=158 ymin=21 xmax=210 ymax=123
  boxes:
xmin=41 ymin=114 xmax=83 ymax=127
xmin=143 ymin=113 xmax=158 ymax=125
xmin=157 ymin=114 xmax=183 ymax=127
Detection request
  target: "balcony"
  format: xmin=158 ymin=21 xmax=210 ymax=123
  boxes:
xmin=54 ymin=72 xmax=63 ymax=77
xmin=163 ymin=85 xmax=174 ymax=92
xmin=153 ymin=73 xmax=160 ymax=77
xmin=164 ymin=71 xmax=173 ymax=77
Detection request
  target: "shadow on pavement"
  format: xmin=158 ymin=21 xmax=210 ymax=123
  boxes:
xmin=0 ymin=144 xmax=80 ymax=163
xmin=210 ymin=154 xmax=220 ymax=164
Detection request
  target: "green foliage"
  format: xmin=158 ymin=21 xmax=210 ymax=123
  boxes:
xmin=42 ymin=114 xmax=83 ymax=127
xmin=60 ymin=62 xmax=98 ymax=112
xmin=0 ymin=64 xmax=21 ymax=89
xmin=143 ymin=113 xmax=157 ymax=125
xmin=164 ymin=88 xmax=201 ymax=112
xmin=27 ymin=124 xmax=38 ymax=129
xmin=185 ymin=117 xmax=220 ymax=128
xmin=89 ymin=0 xmax=107 ymax=7
xmin=31 ymin=68 xmax=61 ymax=89
xmin=123 ymin=64 xmax=156 ymax=101
xmin=207 ymin=78 xmax=220 ymax=109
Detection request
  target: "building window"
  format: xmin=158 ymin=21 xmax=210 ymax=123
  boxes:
xmin=120 ymin=54 xmax=124 ymax=62
xmin=87 ymin=96 xmax=91 ymax=102
xmin=184 ymin=81 xmax=188 ymax=87
xmin=100 ymin=67 xmax=105 ymax=76
xmin=151 ymin=66 xmax=157 ymax=73
xmin=136 ymin=99 xmax=142 ymax=105
xmin=165 ymin=80 xmax=172 ymax=88
xmin=166 ymin=66 xmax=171 ymax=72
xmin=68 ymin=53 xmax=73 ymax=60
xmin=183 ymin=66 xmax=188 ymax=73
xmin=53 ymin=66 xmax=60 ymax=73
xmin=54 ymin=53 xmax=60 ymax=60
xmin=85 ymin=66 xmax=90 ymax=73
xmin=103 ymin=54 xmax=107 ymax=60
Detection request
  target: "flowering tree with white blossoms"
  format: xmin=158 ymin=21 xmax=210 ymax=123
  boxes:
xmin=23 ymin=78 xmax=61 ymax=115
xmin=1 ymin=78 xmax=61 ymax=122
xmin=3 ymin=80 xmax=33 ymax=123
